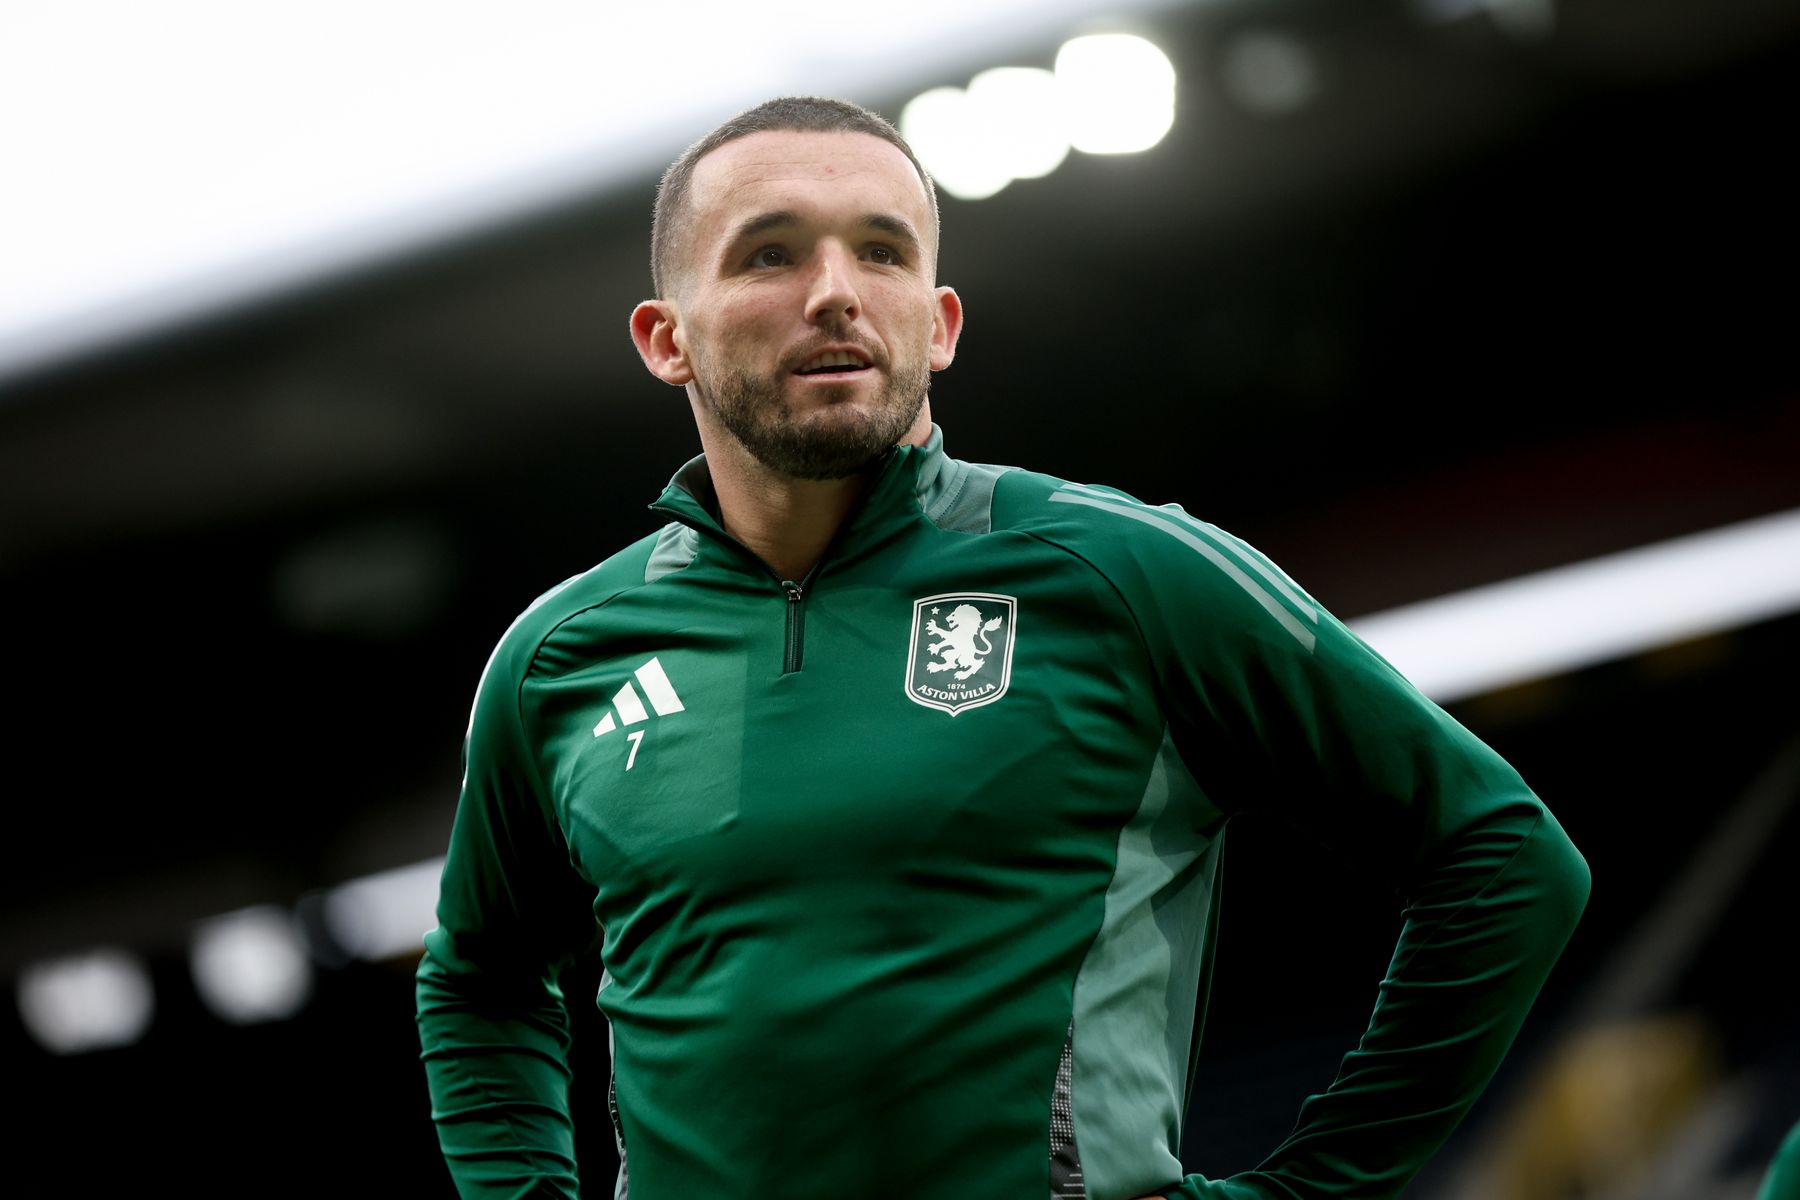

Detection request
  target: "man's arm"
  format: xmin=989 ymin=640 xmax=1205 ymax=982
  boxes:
xmin=416 ymin=619 xmax=600 ymax=1199
xmin=1105 ymin=505 xmax=1591 ymax=1199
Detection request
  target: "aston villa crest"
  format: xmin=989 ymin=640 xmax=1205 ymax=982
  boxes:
xmin=905 ymin=592 xmax=1018 ymax=716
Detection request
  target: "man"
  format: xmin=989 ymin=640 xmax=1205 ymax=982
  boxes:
xmin=416 ymin=97 xmax=1591 ymax=1200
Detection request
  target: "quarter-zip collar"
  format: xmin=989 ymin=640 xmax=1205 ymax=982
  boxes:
xmin=646 ymin=430 xmax=953 ymax=677
xmin=647 ymin=426 xmax=951 ymax=569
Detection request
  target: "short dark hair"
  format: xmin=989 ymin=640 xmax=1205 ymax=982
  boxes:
xmin=650 ymin=96 xmax=939 ymax=299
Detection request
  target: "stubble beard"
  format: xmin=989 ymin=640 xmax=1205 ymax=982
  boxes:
xmin=696 ymin=354 xmax=930 ymax=482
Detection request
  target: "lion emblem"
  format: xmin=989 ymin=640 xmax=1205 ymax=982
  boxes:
xmin=925 ymin=603 xmax=1005 ymax=681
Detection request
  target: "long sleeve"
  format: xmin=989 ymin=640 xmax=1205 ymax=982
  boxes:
xmin=416 ymin=617 xmax=601 ymax=1199
xmin=1118 ymin=512 xmax=1591 ymax=1199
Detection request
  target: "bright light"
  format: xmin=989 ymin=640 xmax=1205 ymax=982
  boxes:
xmin=1219 ymin=32 xmax=1321 ymax=117
xmin=1053 ymin=34 xmax=1177 ymax=155
xmin=902 ymin=70 xmax=1070 ymax=201
xmin=324 ymin=857 xmax=444 ymax=961
xmin=190 ymin=905 xmax=313 ymax=1024
xmin=1349 ymin=508 xmax=1800 ymax=704
xmin=901 ymin=87 xmax=1015 ymax=202
xmin=17 ymin=949 xmax=155 ymax=1054
xmin=967 ymin=68 xmax=1070 ymax=180
xmin=905 ymin=37 xmax=1178 ymax=201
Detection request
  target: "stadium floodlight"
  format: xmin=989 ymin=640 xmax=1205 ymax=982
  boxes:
xmin=1053 ymin=34 xmax=1178 ymax=155
xmin=17 ymin=949 xmax=155 ymax=1055
xmin=323 ymin=857 xmax=445 ymax=962
xmin=906 ymin=35 xmax=1181 ymax=201
xmin=190 ymin=905 xmax=313 ymax=1024
xmin=1349 ymin=507 xmax=1800 ymax=704
xmin=901 ymin=87 xmax=1016 ymax=202
xmin=967 ymin=67 xmax=1071 ymax=181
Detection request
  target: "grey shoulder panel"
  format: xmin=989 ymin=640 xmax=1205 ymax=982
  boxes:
xmin=644 ymin=521 xmax=701 ymax=584
xmin=919 ymin=456 xmax=1017 ymax=535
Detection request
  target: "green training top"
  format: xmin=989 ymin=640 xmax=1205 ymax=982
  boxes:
xmin=416 ymin=426 xmax=1591 ymax=1200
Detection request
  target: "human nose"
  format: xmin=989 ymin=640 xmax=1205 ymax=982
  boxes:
xmin=804 ymin=241 xmax=860 ymax=324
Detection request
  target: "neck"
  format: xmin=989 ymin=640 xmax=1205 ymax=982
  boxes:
xmin=717 ymin=471 xmax=865 ymax=582
xmin=694 ymin=403 xmax=933 ymax=582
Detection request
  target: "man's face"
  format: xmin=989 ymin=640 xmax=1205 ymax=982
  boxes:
xmin=652 ymin=130 xmax=959 ymax=481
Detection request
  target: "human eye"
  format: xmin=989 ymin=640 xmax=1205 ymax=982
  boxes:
xmin=748 ymin=246 xmax=789 ymax=268
xmin=865 ymin=245 xmax=899 ymax=265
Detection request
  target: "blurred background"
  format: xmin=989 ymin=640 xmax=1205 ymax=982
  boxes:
xmin=4 ymin=1 xmax=1798 ymax=1196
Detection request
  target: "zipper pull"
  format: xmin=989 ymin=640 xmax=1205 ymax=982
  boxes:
xmin=781 ymin=580 xmax=806 ymax=674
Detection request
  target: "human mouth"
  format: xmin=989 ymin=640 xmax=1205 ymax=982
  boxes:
xmin=793 ymin=348 xmax=873 ymax=378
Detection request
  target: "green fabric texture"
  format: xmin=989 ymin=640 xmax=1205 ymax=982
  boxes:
xmin=416 ymin=427 xmax=1590 ymax=1199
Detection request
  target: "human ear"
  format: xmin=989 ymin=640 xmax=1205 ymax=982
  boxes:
xmin=928 ymin=286 xmax=964 ymax=372
xmin=629 ymin=300 xmax=694 ymax=386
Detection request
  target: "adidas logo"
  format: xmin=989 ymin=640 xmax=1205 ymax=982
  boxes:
xmin=593 ymin=657 xmax=686 ymax=737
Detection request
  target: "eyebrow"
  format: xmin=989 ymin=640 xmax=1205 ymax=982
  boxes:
xmin=861 ymin=213 xmax=922 ymax=253
xmin=731 ymin=210 xmax=801 ymax=242
xmin=727 ymin=210 xmax=923 ymax=254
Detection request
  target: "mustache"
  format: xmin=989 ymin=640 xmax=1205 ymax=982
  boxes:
xmin=782 ymin=328 xmax=887 ymax=373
